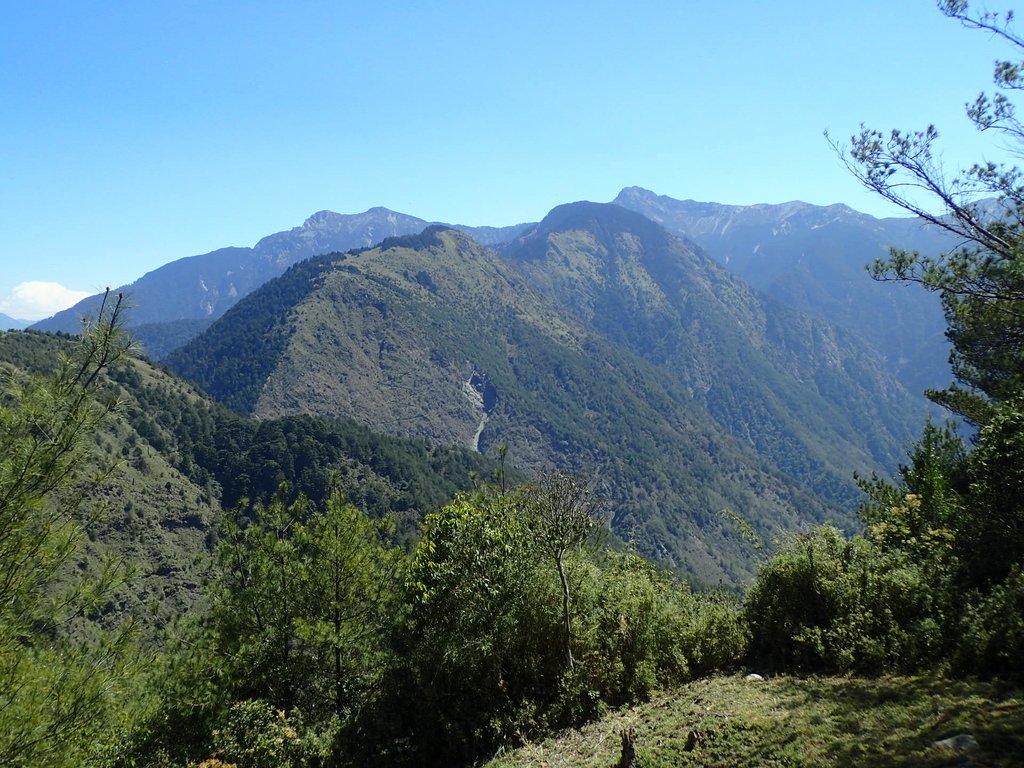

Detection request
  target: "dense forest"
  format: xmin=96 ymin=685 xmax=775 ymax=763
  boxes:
xmin=3 ymin=3 xmax=1024 ymax=766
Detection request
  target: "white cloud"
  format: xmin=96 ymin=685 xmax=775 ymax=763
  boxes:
xmin=0 ymin=282 xmax=92 ymax=322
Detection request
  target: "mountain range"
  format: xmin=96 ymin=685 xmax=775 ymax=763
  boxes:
xmin=160 ymin=203 xmax=926 ymax=582
xmin=32 ymin=209 xmax=529 ymax=356
xmin=32 ymin=187 xmax=952 ymax=398
xmin=611 ymin=187 xmax=955 ymax=396
xmin=24 ymin=188 xmax=955 ymax=581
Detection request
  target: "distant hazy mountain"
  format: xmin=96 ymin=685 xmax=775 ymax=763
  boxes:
xmin=0 ymin=312 xmax=29 ymax=330
xmin=612 ymin=186 xmax=956 ymax=396
xmin=163 ymin=212 xmax=922 ymax=583
xmin=31 ymin=208 xmax=434 ymax=341
xmin=31 ymin=209 xmax=531 ymax=358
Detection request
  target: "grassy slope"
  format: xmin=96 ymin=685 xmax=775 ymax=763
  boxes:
xmin=486 ymin=674 xmax=1024 ymax=768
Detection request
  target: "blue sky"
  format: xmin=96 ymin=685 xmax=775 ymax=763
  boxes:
xmin=0 ymin=1 xmax=1013 ymax=319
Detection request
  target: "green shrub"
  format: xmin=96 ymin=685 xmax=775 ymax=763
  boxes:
xmin=954 ymin=566 xmax=1024 ymax=679
xmin=745 ymin=526 xmax=949 ymax=673
xmin=376 ymin=492 xmax=752 ymax=766
xmin=573 ymin=551 xmax=746 ymax=704
xmin=675 ymin=588 xmax=748 ymax=677
xmin=210 ymin=700 xmax=330 ymax=768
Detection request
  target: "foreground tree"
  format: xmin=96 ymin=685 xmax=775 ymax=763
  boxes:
xmin=835 ymin=1 xmax=1024 ymax=429
xmin=295 ymin=482 xmax=400 ymax=720
xmin=834 ymin=2 xmax=1024 ymax=582
xmin=0 ymin=291 xmax=137 ymax=766
xmin=384 ymin=480 xmax=745 ymax=766
xmin=519 ymin=473 xmax=599 ymax=673
xmin=210 ymin=480 xmax=399 ymax=746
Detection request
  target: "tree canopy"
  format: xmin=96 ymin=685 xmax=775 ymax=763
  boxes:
xmin=835 ymin=1 xmax=1024 ymax=428
xmin=0 ymin=291 xmax=137 ymax=766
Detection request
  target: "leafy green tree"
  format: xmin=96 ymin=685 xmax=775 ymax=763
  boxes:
xmin=294 ymin=482 xmax=400 ymax=720
xmin=964 ymin=395 xmax=1024 ymax=582
xmin=211 ymin=479 xmax=400 ymax=755
xmin=213 ymin=487 xmax=310 ymax=709
xmin=395 ymin=488 xmax=567 ymax=762
xmin=519 ymin=473 xmax=598 ymax=673
xmin=835 ymin=1 xmax=1024 ymax=428
xmin=0 ymin=291 xmax=138 ymax=766
xmin=385 ymin=478 xmax=743 ymax=766
xmin=833 ymin=1 xmax=1024 ymax=587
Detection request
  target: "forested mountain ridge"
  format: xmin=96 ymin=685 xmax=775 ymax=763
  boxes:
xmin=29 ymin=190 xmax=953 ymax=396
xmin=163 ymin=222 xmax=898 ymax=583
xmin=0 ymin=329 xmax=494 ymax=626
xmin=501 ymin=202 xmax=924 ymax=503
xmin=612 ymin=186 xmax=955 ymax=396
xmin=30 ymin=208 xmax=532 ymax=358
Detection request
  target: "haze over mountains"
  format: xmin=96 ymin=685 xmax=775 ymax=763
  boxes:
xmin=33 ymin=187 xmax=952 ymax=396
xmin=0 ymin=312 xmax=29 ymax=331
xmin=32 ymin=209 xmax=530 ymax=354
xmin=25 ymin=187 xmax=954 ymax=580
xmin=611 ymin=187 xmax=955 ymax=396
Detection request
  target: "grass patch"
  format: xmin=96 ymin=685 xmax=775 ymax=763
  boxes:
xmin=485 ymin=674 xmax=1024 ymax=768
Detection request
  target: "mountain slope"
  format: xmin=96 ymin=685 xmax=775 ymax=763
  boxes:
xmin=500 ymin=202 xmax=924 ymax=507
xmin=30 ymin=209 xmax=531 ymax=359
xmin=30 ymin=208 xmax=435 ymax=346
xmin=166 ymin=227 xmax=849 ymax=584
xmin=612 ymin=186 xmax=955 ymax=396
xmin=0 ymin=329 xmax=496 ymax=625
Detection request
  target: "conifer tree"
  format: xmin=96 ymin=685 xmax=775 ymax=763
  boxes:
xmin=0 ymin=291 xmax=135 ymax=766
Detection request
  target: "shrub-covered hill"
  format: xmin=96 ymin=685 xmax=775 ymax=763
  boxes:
xmin=484 ymin=674 xmax=1024 ymax=768
xmin=165 ymin=226 xmax=851 ymax=585
xmin=0 ymin=329 xmax=494 ymax=625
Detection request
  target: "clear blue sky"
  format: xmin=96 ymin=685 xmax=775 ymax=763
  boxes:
xmin=0 ymin=0 xmax=1013 ymax=319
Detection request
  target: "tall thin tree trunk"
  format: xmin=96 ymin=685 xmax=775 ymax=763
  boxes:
xmin=334 ymin=541 xmax=343 ymax=717
xmin=557 ymin=553 xmax=574 ymax=672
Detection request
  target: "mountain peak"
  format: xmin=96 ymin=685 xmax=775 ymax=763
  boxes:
xmin=614 ymin=187 xmax=867 ymax=224
xmin=529 ymin=200 xmax=672 ymax=247
xmin=376 ymin=224 xmax=463 ymax=252
xmin=299 ymin=207 xmax=400 ymax=229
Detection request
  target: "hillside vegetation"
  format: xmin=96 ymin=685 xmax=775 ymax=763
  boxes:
xmin=165 ymin=214 xmax=924 ymax=584
xmin=0 ymin=327 xmax=494 ymax=627
xmin=3 ymin=7 xmax=1024 ymax=765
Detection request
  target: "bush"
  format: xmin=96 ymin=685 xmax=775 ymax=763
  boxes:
xmin=675 ymin=588 xmax=748 ymax=677
xmin=209 ymin=700 xmax=330 ymax=768
xmin=373 ymin=490 xmax=751 ymax=767
xmin=745 ymin=526 xmax=949 ymax=673
xmin=954 ymin=566 xmax=1024 ymax=679
xmin=573 ymin=551 xmax=746 ymax=707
